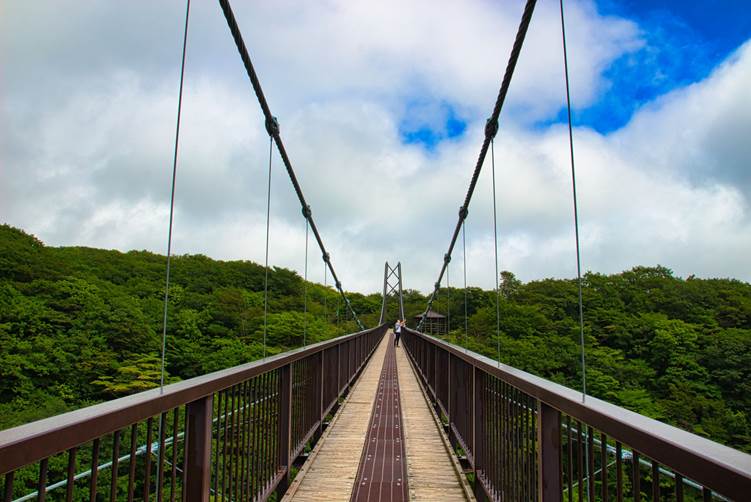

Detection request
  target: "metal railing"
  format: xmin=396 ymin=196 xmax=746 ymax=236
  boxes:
xmin=0 ymin=324 xmax=387 ymax=501
xmin=401 ymin=328 xmax=751 ymax=501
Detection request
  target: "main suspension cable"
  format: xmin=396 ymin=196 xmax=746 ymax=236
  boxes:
xmin=262 ymin=136 xmax=273 ymax=359
xmin=159 ymin=0 xmax=191 ymax=392
xmin=218 ymin=0 xmax=364 ymax=330
xmin=418 ymin=0 xmax=537 ymax=330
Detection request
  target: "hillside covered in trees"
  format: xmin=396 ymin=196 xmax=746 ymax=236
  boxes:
xmin=401 ymin=270 xmax=751 ymax=453
xmin=0 ymin=224 xmax=382 ymax=431
xmin=1 ymin=224 xmax=749 ymax=454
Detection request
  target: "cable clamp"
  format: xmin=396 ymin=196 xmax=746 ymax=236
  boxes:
xmin=302 ymin=205 xmax=312 ymax=219
xmin=485 ymin=117 xmax=499 ymax=139
xmin=459 ymin=206 xmax=468 ymax=220
xmin=265 ymin=115 xmax=280 ymax=136
xmin=322 ymin=252 xmax=330 ymax=263
xmin=335 ymin=281 xmax=342 ymax=290
xmin=444 ymin=253 xmax=451 ymax=264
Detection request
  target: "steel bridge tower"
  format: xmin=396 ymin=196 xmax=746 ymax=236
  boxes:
xmin=378 ymin=261 xmax=405 ymax=325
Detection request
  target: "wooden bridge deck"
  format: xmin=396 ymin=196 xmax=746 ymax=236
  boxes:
xmin=396 ymin=339 xmax=473 ymax=501
xmin=283 ymin=332 xmax=471 ymax=502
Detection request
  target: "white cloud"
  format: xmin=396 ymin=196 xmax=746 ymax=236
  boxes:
xmin=611 ymin=41 xmax=751 ymax=191
xmin=1 ymin=1 xmax=749 ymax=297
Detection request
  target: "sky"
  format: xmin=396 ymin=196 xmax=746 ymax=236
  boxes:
xmin=1 ymin=0 xmax=750 ymax=295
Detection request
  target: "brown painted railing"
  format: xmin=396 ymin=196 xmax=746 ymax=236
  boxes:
xmin=402 ymin=328 xmax=751 ymax=501
xmin=0 ymin=324 xmax=387 ymax=501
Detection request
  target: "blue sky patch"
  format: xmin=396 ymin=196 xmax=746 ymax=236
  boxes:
xmin=556 ymin=0 xmax=751 ymax=133
xmin=399 ymin=101 xmax=467 ymax=150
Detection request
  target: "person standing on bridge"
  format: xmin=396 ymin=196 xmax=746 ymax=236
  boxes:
xmin=394 ymin=318 xmax=402 ymax=347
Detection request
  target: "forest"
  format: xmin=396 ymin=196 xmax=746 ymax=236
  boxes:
xmin=1 ymin=224 xmax=749 ymax=455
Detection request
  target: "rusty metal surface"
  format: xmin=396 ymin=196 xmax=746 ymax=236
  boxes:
xmin=351 ymin=335 xmax=408 ymax=502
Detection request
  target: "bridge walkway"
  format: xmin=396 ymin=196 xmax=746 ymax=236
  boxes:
xmin=395 ymin=336 xmax=473 ymax=501
xmin=283 ymin=332 xmax=471 ymax=502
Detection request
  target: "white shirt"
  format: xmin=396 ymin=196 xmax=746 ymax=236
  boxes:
xmin=394 ymin=321 xmax=402 ymax=333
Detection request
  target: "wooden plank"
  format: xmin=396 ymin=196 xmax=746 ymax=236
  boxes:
xmin=284 ymin=336 xmax=390 ymax=501
xmin=286 ymin=333 xmax=472 ymax=501
xmin=351 ymin=335 xmax=408 ymax=501
xmin=396 ymin=341 xmax=473 ymax=501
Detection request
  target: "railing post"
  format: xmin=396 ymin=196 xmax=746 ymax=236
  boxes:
xmin=538 ymin=402 xmax=562 ymax=501
xmin=472 ymin=365 xmax=487 ymax=501
xmin=447 ymin=352 xmax=452 ymax=421
xmin=276 ymin=364 xmax=293 ymax=497
xmin=185 ymin=395 xmax=213 ymax=502
xmin=433 ymin=344 xmax=438 ymax=399
xmin=319 ymin=350 xmax=325 ymax=435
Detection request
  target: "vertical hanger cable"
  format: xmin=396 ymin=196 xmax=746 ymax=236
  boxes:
xmin=262 ymin=136 xmax=273 ymax=359
xmin=159 ymin=0 xmax=191 ymax=392
xmin=491 ymin=139 xmax=501 ymax=366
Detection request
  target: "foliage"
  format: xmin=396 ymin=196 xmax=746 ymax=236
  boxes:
xmin=1 ymin=224 xmax=749 ymax=455
xmin=0 ymin=225 xmax=379 ymax=431
xmin=421 ymin=268 xmax=751 ymax=452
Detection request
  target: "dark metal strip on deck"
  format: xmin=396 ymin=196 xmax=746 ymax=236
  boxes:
xmin=351 ymin=333 xmax=408 ymax=502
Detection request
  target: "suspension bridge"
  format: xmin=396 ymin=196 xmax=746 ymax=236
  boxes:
xmin=1 ymin=0 xmax=751 ymax=501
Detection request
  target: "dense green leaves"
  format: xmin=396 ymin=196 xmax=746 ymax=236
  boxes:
xmin=1 ymin=224 xmax=749 ymax=454
xmin=0 ymin=225 xmax=380 ymax=431
xmin=409 ymin=267 xmax=751 ymax=453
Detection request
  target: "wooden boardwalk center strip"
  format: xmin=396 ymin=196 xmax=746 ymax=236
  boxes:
xmin=283 ymin=336 xmax=389 ymax=502
xmin=396 ymin=340 xmax=473 ymax=501
xmin=351 ymin=334 xmax=408 ymax=502
xmin=285 ymin=332 xmax=469 ymax=502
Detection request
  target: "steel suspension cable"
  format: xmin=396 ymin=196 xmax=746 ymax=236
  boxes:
xmin=560 ymin=0 xmax=590 ymax=496
xmin=218 ymin=0 xmax=364 ymax=330
xmin=418 ymin=0 xmax=537 ymax=330
xmin=262 ymin=136 xmax=272 ymax=359
xmin=303 ymin=218 xmax=309 ymax=346
xmin=559 ymin=0 xmax=586 ymax=403
xmin=159 ymin=0 xmax=191 ymax=392
xmin=446 ymin=263 xmax=450 ymax=334
xmin=462 ymin=221 xmax=468 ymax=352
xmin=491 ymin=139 xmax=501 ymax=366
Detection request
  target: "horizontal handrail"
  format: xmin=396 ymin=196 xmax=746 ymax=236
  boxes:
xmin=403 ymin=327 xmax=751 ymax=500
xmin=0 ymin=325 xmax=386 ymax=475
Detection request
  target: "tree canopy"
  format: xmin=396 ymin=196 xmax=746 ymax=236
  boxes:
xmin=1 ymin=224 xmax=749 ymax=454
xmin=411 ymin=269 xmax=751 ymax=452
xmin=0 ymin=224 xmax=381 ymax=430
